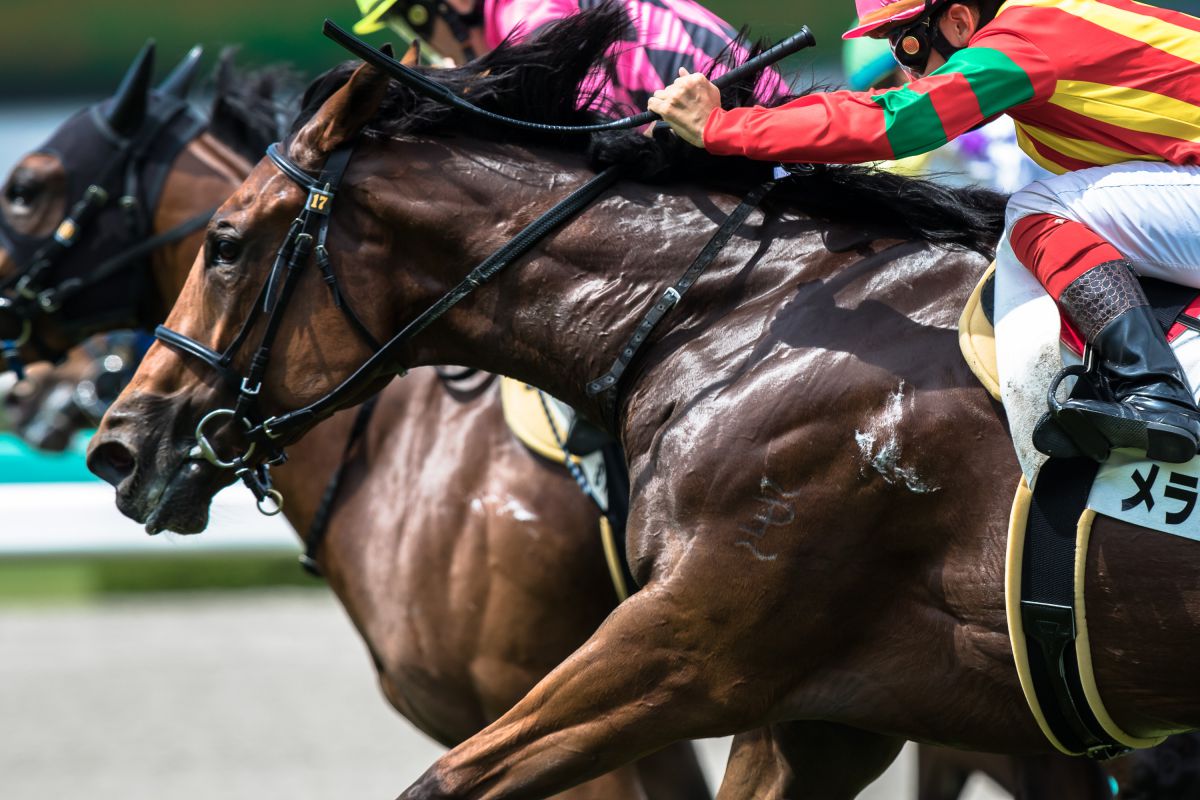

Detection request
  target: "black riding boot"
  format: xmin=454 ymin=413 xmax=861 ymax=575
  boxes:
xmin=1053 ymin=260 xmax=1200 ymax=463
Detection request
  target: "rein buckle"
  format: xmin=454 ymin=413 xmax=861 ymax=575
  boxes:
xmin=37 ymin=290 xmax=60 ymax=314
xmin=14 ymin=275 xmax=37 ymax=300
xmin=234 ymin=462 xmax=284 ymax=516
xmin=261 ymin=417 xmax=283 ymax=440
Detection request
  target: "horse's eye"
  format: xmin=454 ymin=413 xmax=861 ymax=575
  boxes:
xmin=5 ymin=179 xmax=39 ymax=210
xmin=213 ymin=238 xmax=241 ymax=264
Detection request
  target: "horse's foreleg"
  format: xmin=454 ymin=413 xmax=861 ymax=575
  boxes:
xmin=396 ymin=586 xmax=763 ymax=800
xmin=716 ymin=722 xmax=902 ymax=800
xmin=543 ymin=767 xmax=649 ymax=800
xmin=915 ymin=746 xmax=972 ymax=800
xmin=635 ymin=741 xmax=711 ymax=800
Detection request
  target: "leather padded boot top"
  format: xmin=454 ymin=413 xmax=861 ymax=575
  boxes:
xmin=1052 ymin=262 xmax=1200 ymax=463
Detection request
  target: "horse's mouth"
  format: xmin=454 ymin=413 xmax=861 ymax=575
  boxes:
xmin=140 ymin=457 xmax=221 ymax=535
xmin=108 ymin=450 xmax=221 ymax=536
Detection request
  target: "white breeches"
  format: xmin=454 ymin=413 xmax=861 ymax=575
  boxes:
xmin=1003 ymin=160 xmax=1200 ymax=287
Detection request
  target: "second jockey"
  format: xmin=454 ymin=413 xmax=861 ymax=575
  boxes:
xmin=353 ymin=0 xmax=783 ymax=113
xmin=650 ymin=0 xmax=1200 ymax=464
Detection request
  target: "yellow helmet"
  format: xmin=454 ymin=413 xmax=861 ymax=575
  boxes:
xmin=354 ymin=0 xmax=404 ymax=35
xmin=353 ymin=0 xmax=447 ymax=66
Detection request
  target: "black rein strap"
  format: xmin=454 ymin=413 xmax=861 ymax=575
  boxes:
xmin=253 ymin=163 xmax=627 ymax=444
xmin=587 ymin=179 xmax=775 ymax=425
xmin=300 ymin=394 xmax=380 ymax=576
xmin=322 ymin=20 xmax=815 ymax=135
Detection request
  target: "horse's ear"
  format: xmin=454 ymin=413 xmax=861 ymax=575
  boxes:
xmin=104 ymin=41 xmax=156 ymax=137
xmin=158 ymin=44 xmax=204 ymax=99
xmin=291 ymin=61 xmax=390 ymax=167
xmin=400 ymin=41 xmax=420 ymax=66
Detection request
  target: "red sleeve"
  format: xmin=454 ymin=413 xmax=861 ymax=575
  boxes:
xmin=702 ymin=90 xmax=896 ymax=163
xmin=703 ymin=29 xmax=1055 ymax=164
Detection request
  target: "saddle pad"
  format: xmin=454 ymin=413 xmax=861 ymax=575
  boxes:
xmin=984 ymin=242 xmax=1200 ymax=539
xmin=499 ymin=377 xmax=632 ymax=600
xmin=958 ymin=262 xmax=1000 ymax=402
xmin=500 ymin=377 xmax=611 ymax=510
xmin=499 ymin=377 xmax=574 ymax=465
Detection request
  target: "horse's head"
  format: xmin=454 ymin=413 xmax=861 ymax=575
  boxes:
xmin=87 ymin=12 xmax=671 ymax=533
xmin=88 ymin=58 xmax=401 ymax=534
xmin=0 ymin=43 xmax=216 ymax=372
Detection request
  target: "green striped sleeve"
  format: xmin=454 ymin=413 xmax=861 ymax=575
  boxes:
xmin=869 ymin=45 xmax=1037 ymax=159
xmin=937 ymin=46 xmax=1036 ymax=118
xmin=870 ymin=84 xmax=950 ymax=160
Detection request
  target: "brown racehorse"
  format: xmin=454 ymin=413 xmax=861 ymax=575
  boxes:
xmin=1 ymin=43 xmax=706 ymax=800
xmin=87 ymin=11 xmax=1200 ymax=798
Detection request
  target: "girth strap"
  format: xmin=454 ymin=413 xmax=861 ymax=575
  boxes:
xmin=1022 ymin=456 xmax=1129 ymax=759
xmin=586 ymin=179 xmax=775 ymax=426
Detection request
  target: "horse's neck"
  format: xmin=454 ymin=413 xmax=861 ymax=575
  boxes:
xmin=379 ymin=139 xmax=739 ymax=421
xmin=148 ymin=132 xmax=251 ymax=318
xmin=271 ymin=369 xmax=434 ymax=548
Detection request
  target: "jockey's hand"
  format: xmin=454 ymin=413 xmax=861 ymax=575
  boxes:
xmin=648 ymin=68 xmax=721 ymax=149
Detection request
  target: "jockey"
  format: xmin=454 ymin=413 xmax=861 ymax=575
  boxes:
xmin=650 ymin=0 xmax=1200 ymax=464
xmin=353 ymin=0 xmax=783 ymax=113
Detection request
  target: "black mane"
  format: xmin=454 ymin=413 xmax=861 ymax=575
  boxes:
xmin=207 ymin=49 xmax=296 ymax=163
xmin=292 ymin=3 xmax=1005 ymax=257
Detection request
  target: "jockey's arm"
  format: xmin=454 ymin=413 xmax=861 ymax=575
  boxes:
xmin=654 ymin=31 xmax=1055 ymax=164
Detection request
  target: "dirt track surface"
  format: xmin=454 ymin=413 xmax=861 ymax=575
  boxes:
xmin=0 ymin=589 xmax=1009 ymax=800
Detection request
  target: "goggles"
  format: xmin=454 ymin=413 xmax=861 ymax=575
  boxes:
xmin=886 ymin=15 xmax=937 ymax=76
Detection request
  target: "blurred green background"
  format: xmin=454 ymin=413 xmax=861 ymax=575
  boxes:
xmin=6 ymin=0 xmax=799 ymax=98
xmin=6 ymin=0 xmax=1196 ymax=99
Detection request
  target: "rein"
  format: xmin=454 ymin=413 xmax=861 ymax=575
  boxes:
xmin=322 ymin=20 xmax=814 ymax=135
xmin=155 ymin=26 xmax=814 ymax=514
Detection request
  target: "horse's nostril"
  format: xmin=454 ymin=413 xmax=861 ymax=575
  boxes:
xmin=87 ymin=439 xmax=137 ymax=488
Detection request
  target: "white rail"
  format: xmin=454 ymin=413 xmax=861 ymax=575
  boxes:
xmin=0 ymin=482 xmax=297 ymax=556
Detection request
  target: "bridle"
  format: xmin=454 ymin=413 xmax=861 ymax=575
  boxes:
xmin=0 ymin=91 xmax=215 ymax=378
xmin=155 ymin=141 xmax=382 ymax=513
xmin=153 ymin=23 xmax=815 ymax=515
xmin=156 ymin=135 xmax=618 ymax=512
